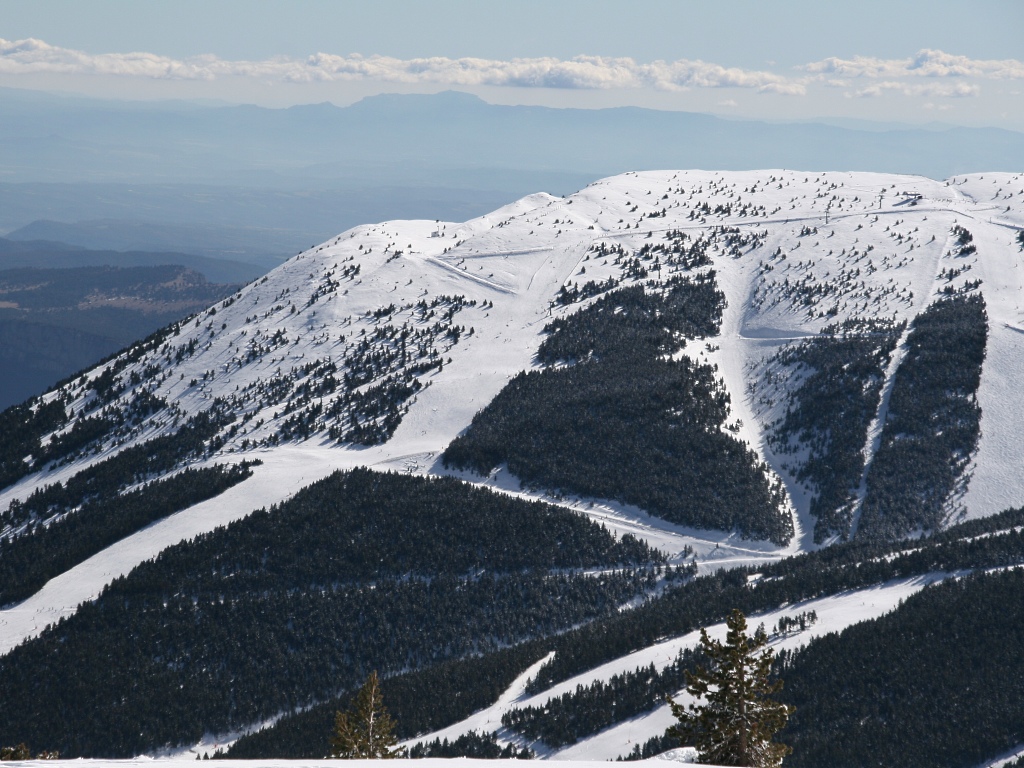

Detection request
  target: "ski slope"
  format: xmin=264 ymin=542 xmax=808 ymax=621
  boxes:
xmin=405 ymin=571 xmax=951 ymax=761
xmin=3 ymin=169 xmax=1024 ymax=662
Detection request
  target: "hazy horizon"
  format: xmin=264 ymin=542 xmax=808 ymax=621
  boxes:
xmin=2 ymin=0 xmax=1022 ymax=129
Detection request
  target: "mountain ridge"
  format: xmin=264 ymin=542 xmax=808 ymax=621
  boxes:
xmin=4 ymin=171 xmax=1024 ymax=570
xmin=4 ymin=88 xmax=1023 ymax=186
xmin=2 ymin=167 xmax=1024 ymax=761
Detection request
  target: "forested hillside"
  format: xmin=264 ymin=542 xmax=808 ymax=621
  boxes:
xmin=0 ymin=462 xmax=256 ymax=605
xmin=764 ymin=318 xmax=903 ymax=541
xmin=236 ymin=507 xmax=1024 ymax=765
xmin=444 ymin=273 xmax=792 ymax=544
xmin=0 ymin=470 xmax=659 ymax=757
xmin=781 ymin=568 xmax=1024 ymax=768
xmin=857 ymin=292 xmax=988 ymax=540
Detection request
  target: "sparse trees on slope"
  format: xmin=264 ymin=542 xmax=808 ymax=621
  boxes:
xmin=329 ymin=671 xmax=404 ymax=759
xmin=667 ymin=609 xmax=793 ymax=767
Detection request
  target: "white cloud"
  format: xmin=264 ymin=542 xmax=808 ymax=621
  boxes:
xmin=0 ymin=38 xmax=805 ymax=93
xmin=805 ymin=49 xmax=1024 ymax=80
xmin=0 ymin=37 xmax=185 ymax=78
xmin=850 ymin=80 xmax=980 ymax=99
xmin=5 ymin=38 xmax=1003 ymax=103
xmin=758 ymin=81 xmax=807 ymax=96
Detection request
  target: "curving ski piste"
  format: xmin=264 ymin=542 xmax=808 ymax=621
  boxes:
xmin=405 ymin=570 xmax=954 ymax=761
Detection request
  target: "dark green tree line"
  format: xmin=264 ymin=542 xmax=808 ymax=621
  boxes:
xmin=445 ymin=275 xmax=791 ymax=544
xmin=858 ymin=294 xmax=987 ymax=540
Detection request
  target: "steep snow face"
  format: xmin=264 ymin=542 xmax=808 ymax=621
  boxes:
xmin=3 ymin=169 xmax=1024 ymax=654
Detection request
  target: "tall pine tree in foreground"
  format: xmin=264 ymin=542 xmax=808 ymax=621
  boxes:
xmin=667 ymin=609 xmax=793 ymax=767
xmin=329 ymin=671 xmax=404 ymax=759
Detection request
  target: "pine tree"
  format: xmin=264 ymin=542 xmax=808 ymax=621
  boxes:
xmin=666 ymin=609 xmax=793 ymax=767
xmin=0 ymin=744 xmax=56 ymax=760
xmin=329 ymin=671 xmax=404 ymax=759
xmin=0 ymin=744 xmax=32 ymax=761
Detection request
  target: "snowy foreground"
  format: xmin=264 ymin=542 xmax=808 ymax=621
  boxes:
xmin=0 ymin=760 xmax=698 ymax=768
xmin=17 ymin=750 xmax=1024 ymax=768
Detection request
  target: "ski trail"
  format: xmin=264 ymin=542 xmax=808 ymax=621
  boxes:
xmin=848 ymin=226 xmax=955 ymax=538
xmin=423 ymin=255 xmax=517 ymax=294
xmin=398 ymin=651 xmax=556 ymax=751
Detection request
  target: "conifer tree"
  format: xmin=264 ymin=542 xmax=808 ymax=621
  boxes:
xmin=0 ymin=744 xmax=31 ymax=761
xmin=329 ymin=671 xmax=404 ymax=759
xmin=667 ymin=609 xmax=793 ymax=767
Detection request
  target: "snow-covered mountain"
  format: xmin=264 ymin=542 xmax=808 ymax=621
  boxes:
xmin=2 ymin=169 xmax=1024 ymax=764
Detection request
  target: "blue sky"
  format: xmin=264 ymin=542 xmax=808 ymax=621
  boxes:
xmin=2 ymin=0 xmax=1022 ymax=128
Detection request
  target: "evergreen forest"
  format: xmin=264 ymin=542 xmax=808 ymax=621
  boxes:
xmin=780 ymin=568 xmax=1024 ymax=768
xmin=239 ymin=506 xmax=1024 ymax=766
xmin=228 ymin=642 xmax=551 ymax=758
xmin=0 ymin=469 xmax=659 ymax=757
xmin=858 ymin=293 xmax=987 ymax=539
xmin=766 ymin=318 xmax=903 ymax=541
xmin=444 ymin=275 xmax=792 ymax=544
xmin=0 ymin=462 xmax=255 ymax=605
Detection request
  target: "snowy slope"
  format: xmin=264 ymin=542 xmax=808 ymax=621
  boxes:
xmin=407 ymin=571 xmax=952 ymax=761
xmin=3 ymin=169 xmax=1024 ymax=660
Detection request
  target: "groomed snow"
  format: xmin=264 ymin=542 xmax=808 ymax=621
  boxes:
xmin=406 ymin=571 xmax=950 ymax=761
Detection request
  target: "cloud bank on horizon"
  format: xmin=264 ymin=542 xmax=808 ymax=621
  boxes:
xmin=2 ymin=37 xmax=1021 ymax=100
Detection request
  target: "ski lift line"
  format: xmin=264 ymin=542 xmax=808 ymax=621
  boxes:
xmin=847 ymin=224 xmax=958 ymax=539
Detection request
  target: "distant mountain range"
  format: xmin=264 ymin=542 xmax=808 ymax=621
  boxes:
xmin=3 ymin=88 xmax=1022 ymax=186
xmin=0 ymin=253 xmax=241 ymax=408
xmin=0 ymin=88 xmax=1021 ymax=269
xmin=0 ymin=235 xmax=263 ymax=283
